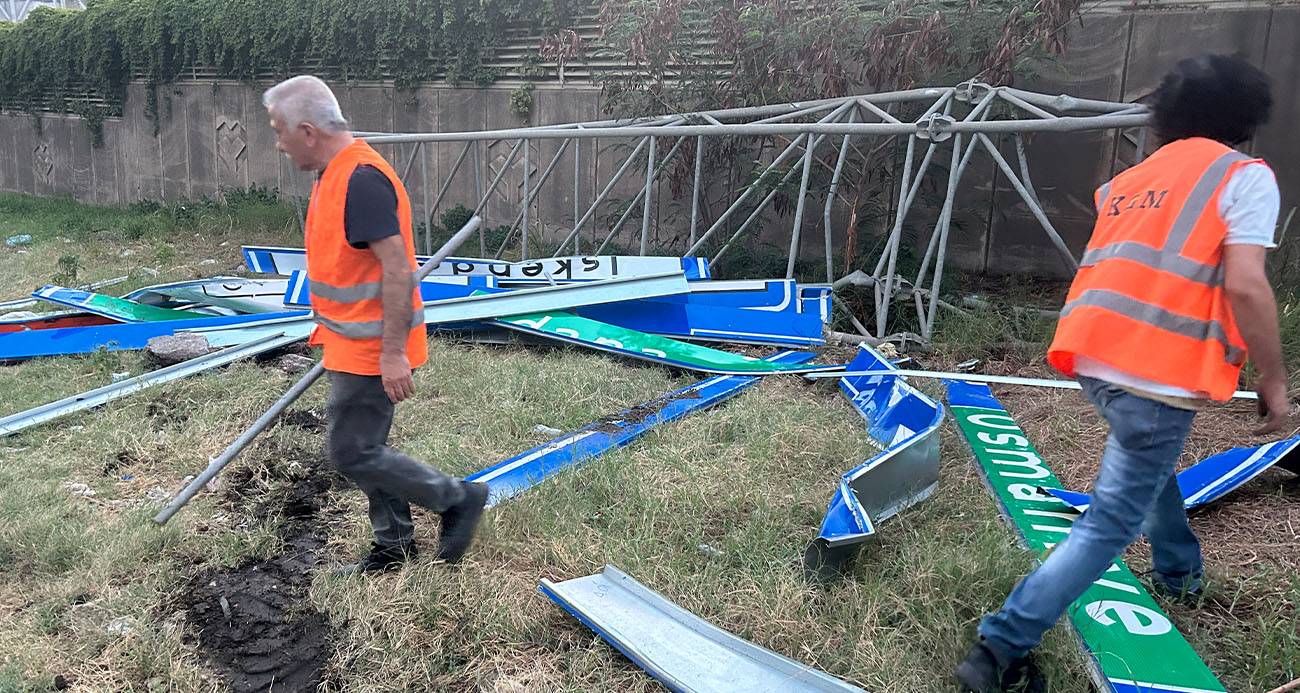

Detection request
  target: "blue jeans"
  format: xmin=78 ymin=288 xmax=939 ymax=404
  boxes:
xmin=978 ymin=376 xmax=1202 ymax=659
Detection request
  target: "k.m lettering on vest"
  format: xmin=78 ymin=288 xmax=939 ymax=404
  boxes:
xmin=947 ymin=381 xmax=1226 ymax=693
xmin=1106 ymin=189 xmax=1169 ymax=217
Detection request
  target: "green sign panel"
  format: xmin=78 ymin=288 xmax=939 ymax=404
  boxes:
xmin=34 ymin=286 xmax=207 ymax=323
xmin=495 ymin=310 xmax=840 ymax=375
xmin=946 ymin=381 xmax=1224 ymax=693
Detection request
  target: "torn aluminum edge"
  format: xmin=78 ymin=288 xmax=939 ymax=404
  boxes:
xmin=539 ymin=564 xmax=869 ymax=693
xmin=467 ymin=350 xmax=816 ymax=506
xmin=187 ymin=271 xmax=693 ymax=348
xmin=493 ymin=310 xmax=840 ymax=376
xmin=803 ymin=344 xmax=943 ymax=581
xmin=283 ymin=270 xmax=825 ymax=348
xmin=1042 ymin=436 xmax=1300 ymax=512
xmin=0 ymin=332 xmax=298 ymax=437
xmin=946 ymin=380 xmax=1225 ymax=693
xmin=242 ymin=245 xmax=710 ymax=282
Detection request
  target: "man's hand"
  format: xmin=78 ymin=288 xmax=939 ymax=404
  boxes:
xmin=380 ymin=352 xmax=414 ymax=403
xmin=1224 ymin=244 xmax=1290 ymax=436
xmin=1253 ymin=374 xmax=1289 ymax=435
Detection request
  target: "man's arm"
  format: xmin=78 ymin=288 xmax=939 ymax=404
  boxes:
xmin=369 ymin=234 xmax=416 ymax=403
xmin=1223 ymin=243 xmax=1289 ymax=434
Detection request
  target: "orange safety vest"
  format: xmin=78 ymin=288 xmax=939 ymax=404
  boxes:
xmin=1048 ymin=137 xmax=1262 ymax=401
xmin=304 ymin=140 xmax=428 ymax=376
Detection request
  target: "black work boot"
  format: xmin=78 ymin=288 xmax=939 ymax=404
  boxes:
xmin=1150 ymin=578 xmax=1205 ymax=608
xmin=435 ymin=481 xmax=490 ymax=563
xmin=331 ymin=541 xmax=417 ymax=577
xmin=956 ymin=639 xmax=1045 ymax=693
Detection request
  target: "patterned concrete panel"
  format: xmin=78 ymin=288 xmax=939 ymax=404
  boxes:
xmin=157 ymin=86 xmax=191 ymax=201
xmin=31 ymin=121 xmax=56 ymax=198
xmin=67 ymin=117 xmax=93 ymax=202
xmin=41 ymin=117 xmax=73 ymax=198
xmin=342 ymin=85 xmax=395 ymax=133
xmin=124 ymin=83 xmax=162 ymax=201
xmin=0 ymin=114 xmax=13 ymax=192
xmin=91 ymin=117 xmax=127 ymax=206
xmin=243 ymin=81 xmax=283 ymax=195
xmin=184 ymin=85 xmax=217 ymax=200
xmin=214 ymin=84 xmax=250 ymax=192
xmin=12 ymin=116 xmax=37 ymax=196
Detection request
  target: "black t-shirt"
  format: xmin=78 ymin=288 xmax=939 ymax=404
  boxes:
xmin=338 ymin=164 xmax=401 ymax=250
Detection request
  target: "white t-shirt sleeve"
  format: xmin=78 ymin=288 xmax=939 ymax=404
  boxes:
xmin=1220 ymin=162 xmax=1280 ymax=247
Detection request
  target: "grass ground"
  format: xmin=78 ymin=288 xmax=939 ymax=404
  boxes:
xmin=0 ymin=191 xmax=1297 ymax=692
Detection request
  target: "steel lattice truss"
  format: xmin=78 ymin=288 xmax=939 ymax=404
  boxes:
xmin=0 ymin=0 xmax=84 ymax=22
xmin=345 ymin=81 xmax=1149 ymax=341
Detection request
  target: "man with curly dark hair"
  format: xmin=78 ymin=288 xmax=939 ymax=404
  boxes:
xmin=957 ymin=54 xmax=1290 ymax=691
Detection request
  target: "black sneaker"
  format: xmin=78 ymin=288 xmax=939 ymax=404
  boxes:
xmin=435 ymin=481 xmax=490 ymax=563
xmin=956 ymin=639 xmax=1045 ymax=693
xmin=1150 ymin=579 xmax=1205 ymax=608
xmin=331 ymin=541 xmax=417 ymax=577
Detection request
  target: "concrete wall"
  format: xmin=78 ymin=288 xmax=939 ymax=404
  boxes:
xmin=2 ymin=3 xmax=1299 ymax=276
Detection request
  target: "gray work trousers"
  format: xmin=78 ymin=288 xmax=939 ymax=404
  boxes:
xmin=326 ymin=370 xmax=466 ymax=547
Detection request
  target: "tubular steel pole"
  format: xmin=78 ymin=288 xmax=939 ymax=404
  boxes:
xmin=708 ymin=131 xmax=840 ymax=265
xmin=1013 ymin=134 xmax=1041 ymax=208
xmin=554 ymin=136 xmax=652 ymax=251
xmin=470 ymin=139 xmax=524 ymax=248
xmin=910 ymin=91 xmax=996 ymax=302
xmin=594 ymin=134 xmax=689 ymax=255
xmin=494 ymin=139 xmax=573 ymax=259
xmin=420 ymin=142 xmax=432 ymax=255
xmin=689 ymin=135 xmax=704 ymax=249
xmin=823 ymin=109 xmax=858 ymax=283
xmin=285 ymin=158 xmax=306 ymax=232
xmin=474 ymin=142 xmax=485 ymax=256
xmin=428 ymin=140 xmax=474 ymax=229
xmin=640 ymin=136 xmax=657 ymax=255
xmin=154 ymin=217 xmax=485 ymax=526
xmin=574 ymin=134 xmax=582 ymax=254
xmin=976 ymin=133 xmax=1079 ymax=271
xmin=688 ymin=99 xmax=856 ymax=255
xmin=873 ymin=136 xmax=918 ymax=336
xmin=362 ymin=113 xmax=1150 ymax=145
xmin=786 ymin=135 xmax=817 ymax=278
xmin=521 ymin=139 xmax=530 ymax=260
xmin=924 ymin=133 xmax=967 ymax=338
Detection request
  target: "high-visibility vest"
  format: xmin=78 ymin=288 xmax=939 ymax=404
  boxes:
xmin=305 ymin=140 xmax=428 ymax=376
xmin=1048 ymin=137 xmax=1263 ymax=401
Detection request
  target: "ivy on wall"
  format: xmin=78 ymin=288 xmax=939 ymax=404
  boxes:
xmin=0 ymin=0 xmax=581 ymax=143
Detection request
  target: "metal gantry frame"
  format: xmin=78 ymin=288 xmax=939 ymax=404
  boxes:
xmin=0 ymin=0 xmax=84 ymax=22
xmin=333 ymin=82 xmax=1148 ymax=341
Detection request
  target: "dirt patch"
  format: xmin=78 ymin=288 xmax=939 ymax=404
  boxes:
xmin=277 ymin=409 xmax=325 ymax=434
xmin=145 ymin=399 xmax=191 ymax=426
xmin=589 ymin=388 xmax=703 ymax=434
xmin=173 ymin=467 xmax=338 ymax=692
xmin=104 ymin=449 xmax=142 ymax=476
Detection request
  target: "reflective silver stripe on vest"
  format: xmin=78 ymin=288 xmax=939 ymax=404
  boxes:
xmin=313 ymin=309 xmax=425 ymax=339
xmin=309 ymin=270 xmax=420 ymax=304
xmin=1079 ymin=242 xmax=1223 ymax=285
xmin=311 ymin=278 xmax=381 ymax=303
xmin=1096 ymin=182 xmax=1111 ymax=215
xmin=1060 ymin=289 xmax=1246 ymax=365
xmin=1081 ymin=151 xmax=1250 ymax=286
